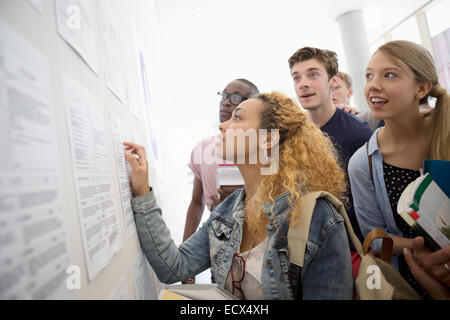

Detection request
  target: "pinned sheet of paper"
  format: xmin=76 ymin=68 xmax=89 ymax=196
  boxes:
xmin=123 ymin=23 xmax=143 ymax=120
xmin=97 ymin=0 xmax=126 ymax=103
xmin=63 ymin=73 xmax=122 ymax=281
xmin=0 ymin=19 xmax=72 ymax=299
xmin=109 ymin=275 xmax=130 ymax=300
xmin=55 ymin=0 xmax=99 ymax=75
xmin=110 ymin=113 xmax=137 ymax=239
xmin=27 ymin=0 xmax=44 ymax=15
xmin=132 ymin=250 xmax=158 ymax=300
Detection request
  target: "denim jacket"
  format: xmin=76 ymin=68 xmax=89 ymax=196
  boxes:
xmin=348 ymin=128 xmax=401 ymax=269
xmin=131 ymin=188 xmax=354 ymax=300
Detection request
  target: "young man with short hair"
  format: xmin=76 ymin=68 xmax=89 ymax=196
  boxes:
xmin=333 ymin=71 xmax=384 ymax=130
xmin=333 ymin=71 xmax=354 ymax=110
xmin=288 ymin=47 xmax=372 ymax=269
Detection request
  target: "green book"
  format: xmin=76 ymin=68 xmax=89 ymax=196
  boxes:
xmin=397 ymin=173 xmax=450 ymax=251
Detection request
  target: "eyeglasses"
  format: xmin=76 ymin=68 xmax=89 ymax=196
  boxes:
xmin=217 ymin=91 xmax=248 ymax=106
xmin=231 ymin=252 xmax=247 ymax=300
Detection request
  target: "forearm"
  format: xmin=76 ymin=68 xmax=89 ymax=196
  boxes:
xmin=183 ymin=201 xmax=205 ymax=241
xmin=124 ymin=142 xmax=211 ymax=283
xmin=131 ymin=192 xmax=209 ymax=284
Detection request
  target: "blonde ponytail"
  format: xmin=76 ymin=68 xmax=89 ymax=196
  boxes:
xmin=428 ymin=84 xmax=450 ymax=160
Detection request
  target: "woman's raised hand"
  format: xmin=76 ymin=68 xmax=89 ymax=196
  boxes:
xmin=123 ymin=142 xmax=150 ymax=197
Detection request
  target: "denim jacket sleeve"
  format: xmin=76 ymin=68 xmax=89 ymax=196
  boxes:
xmin=348 ymin=145 xmax=386 ymax=252
xmin=131 ymin=192 xmax=211 ymax=284
xmin=301 ymin=199 xmax=354 ymax=300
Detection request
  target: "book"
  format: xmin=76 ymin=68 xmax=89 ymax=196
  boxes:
xmin=158 ymin=284 xmax=238 ymax=300
xmin=423 ymin=159 xmax=450 ymax=198
xmin=397 ymin=173 xmax=450 ymax=251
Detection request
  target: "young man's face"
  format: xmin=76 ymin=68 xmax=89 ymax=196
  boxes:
xmin=332 ymin=78 xmax=353 ymax=107
xmin=290 ymin=59 xmax=337 ymax=111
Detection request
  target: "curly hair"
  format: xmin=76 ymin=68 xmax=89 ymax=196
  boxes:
xmin=245 ymin=92 xmax=348 ymax=235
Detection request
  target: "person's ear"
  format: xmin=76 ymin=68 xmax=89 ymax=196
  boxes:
xmin=330 ymin=74 xmax=340 ymax=90
xmin=348 ymin=88 xmax=354 ymax=98
xmin=416 ymin=81 xmax=433 ymax=100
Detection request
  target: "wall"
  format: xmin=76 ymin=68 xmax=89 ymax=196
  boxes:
xmin=0 ymin=0 xmax=166 ymax=299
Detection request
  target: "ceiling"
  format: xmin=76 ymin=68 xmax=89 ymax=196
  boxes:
xmin=150 ymin=0 xmax=432 ymax=100
xmin=154 ymin=0 xmax=430 ymax=42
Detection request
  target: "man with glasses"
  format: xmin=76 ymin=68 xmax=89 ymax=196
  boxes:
xmin=182 ymin=79 xmax=259 ymax=284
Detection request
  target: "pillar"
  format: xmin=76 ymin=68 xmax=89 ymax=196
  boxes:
xmin=336 ymin=10 xmax=371 ymax=112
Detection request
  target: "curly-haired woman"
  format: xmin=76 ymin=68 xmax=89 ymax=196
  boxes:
xmin=125 ymin=92 xmax=354 ymax=300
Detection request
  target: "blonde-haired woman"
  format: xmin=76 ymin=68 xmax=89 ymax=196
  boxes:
xmin=348 ymin=40 xmax=450 ymax=299
xmin=125 ymin=91 xmax=353 ymax=300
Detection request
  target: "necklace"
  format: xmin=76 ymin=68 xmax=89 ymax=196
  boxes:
xmin=239 ymin=232 xmax=257 ymax=267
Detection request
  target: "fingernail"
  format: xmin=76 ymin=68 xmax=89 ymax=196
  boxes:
xmin=403 ymin=248 xmax=409 ymax=256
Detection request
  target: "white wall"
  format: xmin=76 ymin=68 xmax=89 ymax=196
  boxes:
xmin=0 ymin=0 xmax=166 ymax=299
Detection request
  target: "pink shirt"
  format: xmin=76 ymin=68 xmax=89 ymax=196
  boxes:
xmin=188 ymin=135 xmax=229 ymax=211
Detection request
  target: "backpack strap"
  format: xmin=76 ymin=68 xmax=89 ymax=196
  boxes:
xmin=287 ymin=191 xmax=364 ymax=267
xmin=287 ymin=191 xmax=365 ymax=299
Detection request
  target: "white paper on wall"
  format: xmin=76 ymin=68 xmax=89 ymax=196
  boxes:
xmin=110 ymin=113 xmax=136 ymax=239
xmin=108 ymin=275 xmax=130 ymax=300
xmin=63 ymin=73 xmax=122 ymax=281
xmin=55 ymin=0 xmax=99 ymax=75
xmin=131 ymin=250 xmax=158 ymax=300
xmin=97 ymin=0 xmax=126 ymax=103
xmin=0 ymin=19 xmax=72 ymax=299
xmin=27 ymin=0 xmax=44 ymax=15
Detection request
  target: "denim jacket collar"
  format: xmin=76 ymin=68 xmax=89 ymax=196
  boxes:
xmin=232 ymin=189 xmax=294 ymax=228
xmin=230 ymin=189 xmax=246 ymax=222
xmin=261 ymin=191 xmax=294 ymax=228
xmin=261 ymin=190 xmax=291 ymax=213
xmin=367 ymin=127 xmax=382 ymax=156
xmin=231 ymin=188 xmax=246 ymax=212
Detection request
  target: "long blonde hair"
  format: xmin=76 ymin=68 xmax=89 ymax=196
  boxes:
xmin=376 ymin=40 xmax=450 ymax=160
xmin=245 ymin=92 xmax=347 ymax=235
